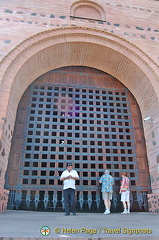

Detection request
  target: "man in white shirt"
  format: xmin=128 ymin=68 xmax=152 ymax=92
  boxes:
xmin=60 ymin=163 xmax=79 ymax=216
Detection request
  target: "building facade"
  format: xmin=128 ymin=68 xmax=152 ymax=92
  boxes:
xmin=0 ymin=0 xmax=159 ymax=212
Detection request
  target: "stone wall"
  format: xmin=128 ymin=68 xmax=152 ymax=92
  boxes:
xmin=148 ymin=193 xmax=159 ymax=214
xmin=0 ymin=187 xmax=9 ymax=212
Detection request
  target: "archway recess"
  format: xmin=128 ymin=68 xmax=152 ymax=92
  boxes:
xmin=0 ymin=27 xmax=159 ymax=211
xmin=6 ymin=66 xmax=151 ymax=212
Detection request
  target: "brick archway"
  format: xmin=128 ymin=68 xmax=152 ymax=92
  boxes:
xmin=0 ymin=27 xmax=159 ymax=204
xmin=6 ymin=66 xmax=151 ymax=212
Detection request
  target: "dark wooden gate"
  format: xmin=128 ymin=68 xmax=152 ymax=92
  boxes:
xmin=6 ymin=66 xmax=151 ymax=212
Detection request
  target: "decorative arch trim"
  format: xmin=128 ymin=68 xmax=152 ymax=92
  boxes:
xmin=0 ymin=26 xmax=159 ymax=86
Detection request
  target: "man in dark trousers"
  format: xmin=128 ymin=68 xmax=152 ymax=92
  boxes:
xmin=60 ymin=163 xmax=79 ymax=216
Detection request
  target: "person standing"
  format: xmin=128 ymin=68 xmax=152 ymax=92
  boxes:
xmin=99 ymin=169 xmax=114 ymax=214
xmin=60 ymin=163 xmax=79 ymax=216
xmin=119 ymin=172 xmax=130 ymax=214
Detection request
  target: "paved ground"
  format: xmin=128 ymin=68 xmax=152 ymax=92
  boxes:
xmin=0 ymin=210 xmax=159 ymax=240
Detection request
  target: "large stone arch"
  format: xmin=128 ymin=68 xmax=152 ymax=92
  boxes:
xmin=0 ymin=27 xmax=159 ymax=197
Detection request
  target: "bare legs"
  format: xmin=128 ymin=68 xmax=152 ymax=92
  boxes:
xmin=122 ymin=201 xmax=130 ymax=214
xmin=104 ymin=199 xmax=111 ymax=210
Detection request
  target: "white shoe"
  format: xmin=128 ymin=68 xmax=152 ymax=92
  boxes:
xmin=121 ymin=210 xmax=127 ymax=214
xmin=127 ymin=210 xmax=130 ymax=214
xmin=104 ymin=209 xmax=110 ymax=214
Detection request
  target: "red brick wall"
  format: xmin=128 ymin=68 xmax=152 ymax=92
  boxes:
xmin=0 ymin=0 xmax=159 ymax=63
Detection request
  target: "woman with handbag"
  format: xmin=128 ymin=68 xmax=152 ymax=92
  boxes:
xmin=119 ymin=172 xmax=130 ymax=214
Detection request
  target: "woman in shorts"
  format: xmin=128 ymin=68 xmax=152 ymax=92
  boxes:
xmin=119 ymin=172 xmax=130 ymax=214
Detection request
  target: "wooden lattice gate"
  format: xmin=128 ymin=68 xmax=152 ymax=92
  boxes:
xmin=6 ymin=66 xmax=151 ymax=212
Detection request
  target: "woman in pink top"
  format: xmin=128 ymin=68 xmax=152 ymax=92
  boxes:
xmin=119 ymin=172 xmax=130 ymax=214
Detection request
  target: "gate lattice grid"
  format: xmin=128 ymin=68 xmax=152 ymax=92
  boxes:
xmin=6 ymin=67 xmax=150 ymax=212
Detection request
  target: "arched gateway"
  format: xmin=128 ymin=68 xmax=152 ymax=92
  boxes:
xmin=6 ymin=66 xmax=150 ymax=212
xmin=0 ymin=27 xmax=159 ymax=212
